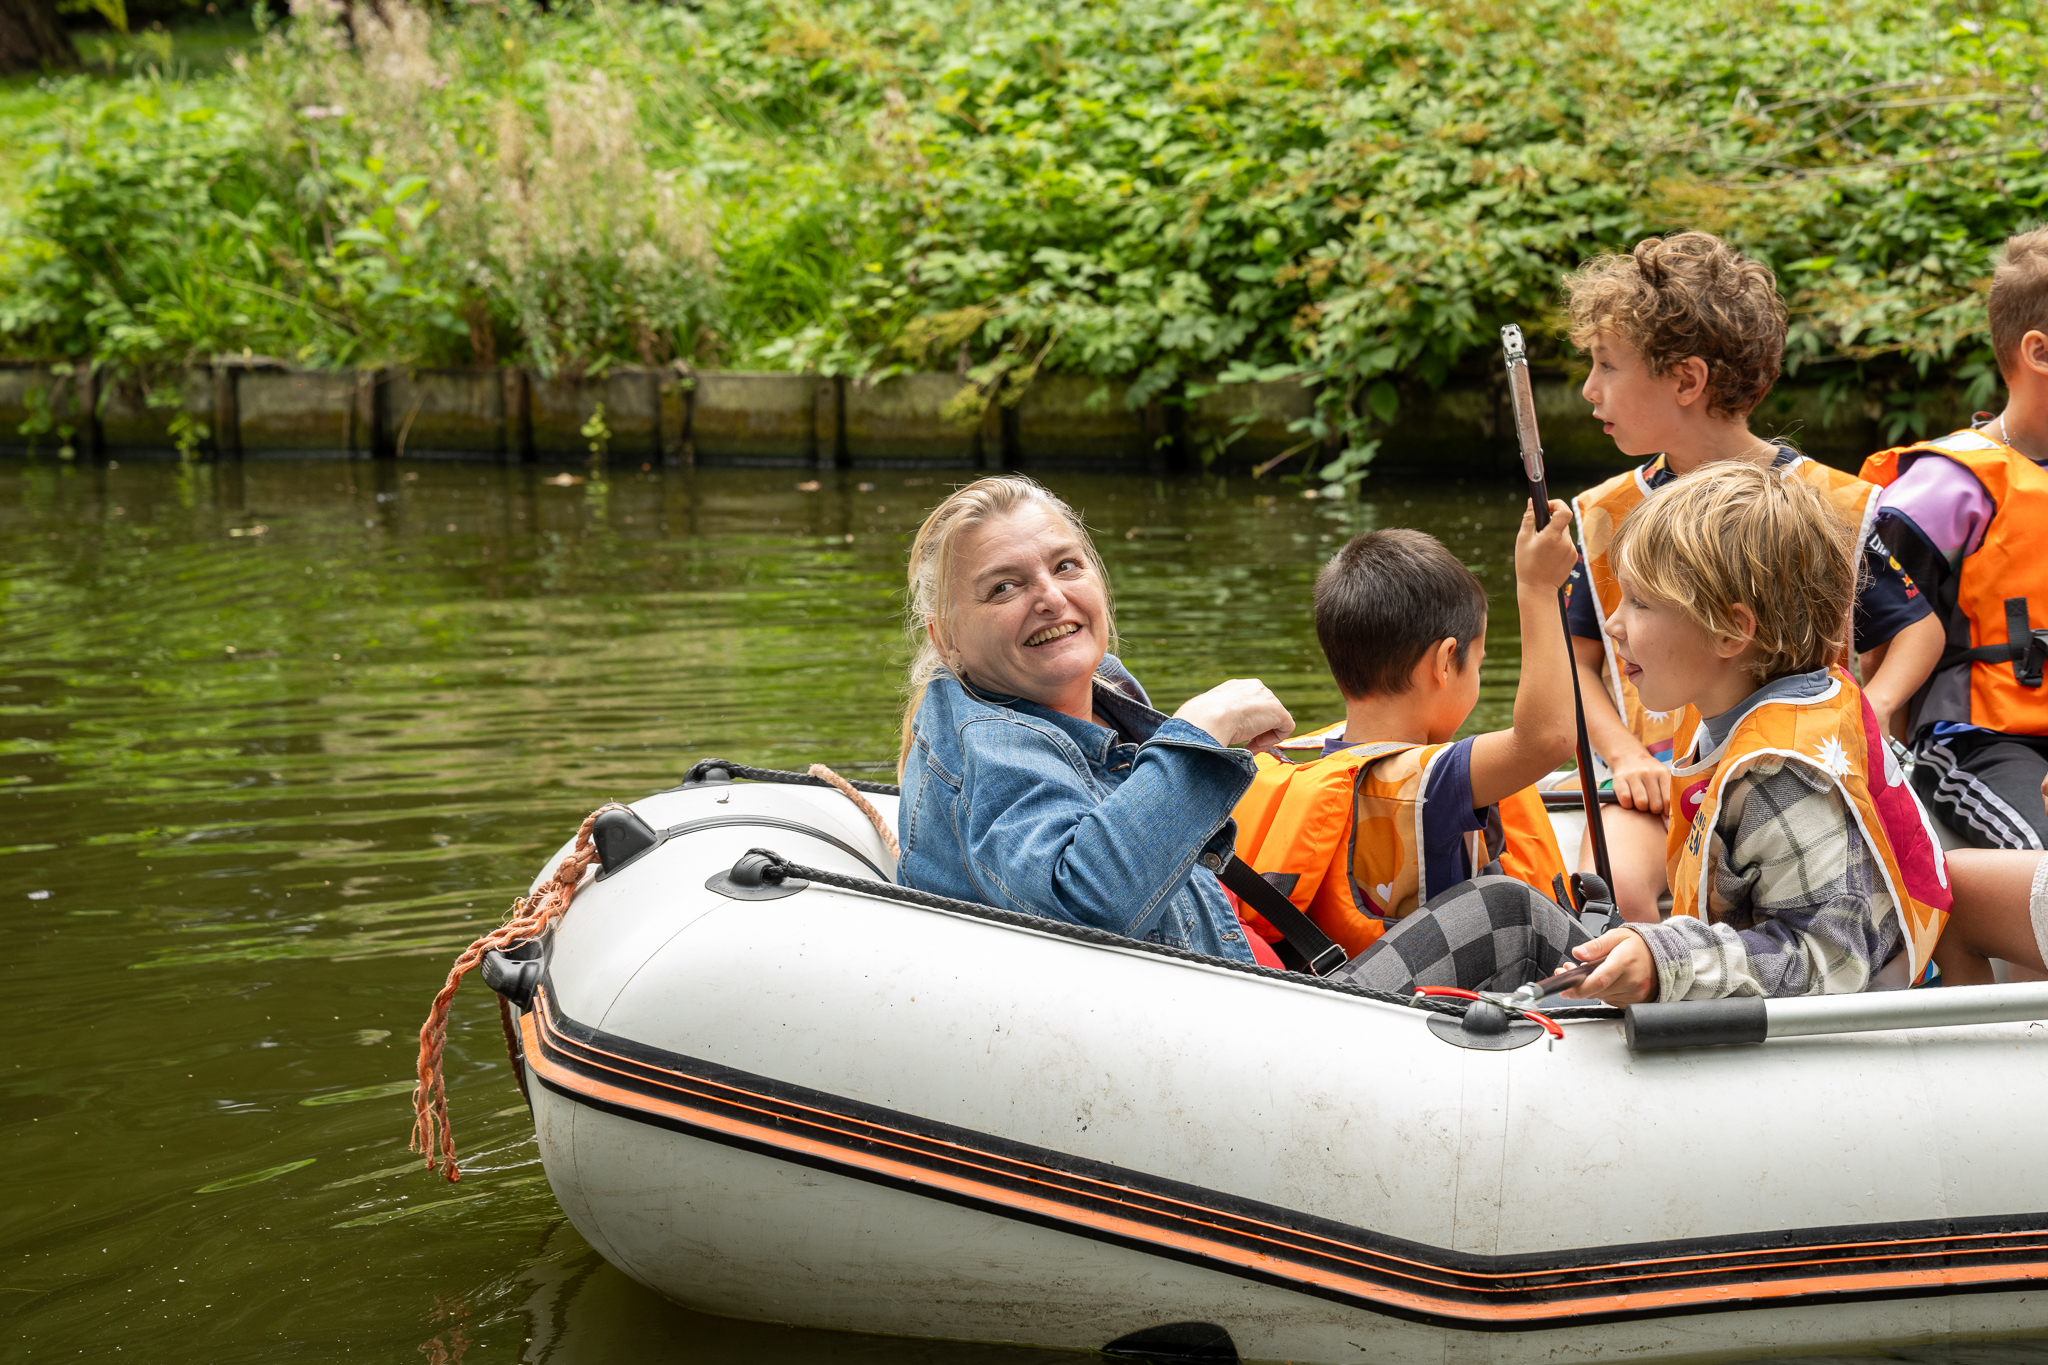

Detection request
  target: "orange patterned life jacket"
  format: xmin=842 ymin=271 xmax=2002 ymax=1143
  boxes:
xmin=1573 ymin=454 xmax=1879 ymax=769
xmin=1666 ymin=667 xmax=1951 ymax=984
xmin=1229 ymin=723 xmax=1567 ymax=957
xmin=1859 ymin=427 xmax=2048 ymax=737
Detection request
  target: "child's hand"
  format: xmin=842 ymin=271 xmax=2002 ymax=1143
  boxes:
xmin=1606 ymin=745 xmax=1669 ymax=815
xmin=1562 ymin=927 xmax=1658 ymax=1006
xmin=1514 ymin=499 xmax=1577 ymax=593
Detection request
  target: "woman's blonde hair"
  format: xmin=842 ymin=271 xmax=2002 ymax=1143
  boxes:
xmin=899 ymin=476 xmax=1116 ymax=771
xmin=1610 ymin=461 xmax=1854 ymax=686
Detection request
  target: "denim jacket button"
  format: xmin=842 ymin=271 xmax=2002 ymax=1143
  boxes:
xmin=1198 ymin=852 xmax=1223 ymax=872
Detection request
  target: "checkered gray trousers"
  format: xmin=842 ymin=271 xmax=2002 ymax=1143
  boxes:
xmin=1332 ymin=876 xmax=1590 ymax=994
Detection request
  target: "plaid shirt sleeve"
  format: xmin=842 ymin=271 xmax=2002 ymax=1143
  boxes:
xmin=1636 ymin=757 xmax=1904 ymax=999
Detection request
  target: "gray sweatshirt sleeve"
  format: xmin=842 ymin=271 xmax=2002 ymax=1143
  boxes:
xmin=1637 ymin=759 xmax=1904 ymax=999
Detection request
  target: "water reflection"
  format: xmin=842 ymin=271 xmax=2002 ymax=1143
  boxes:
xmin=10 ymin=456 xmax=2025 ymax=1362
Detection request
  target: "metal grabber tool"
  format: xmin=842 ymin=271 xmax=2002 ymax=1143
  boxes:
xmin=1501 ymin=325 xmax=1620 ymax=941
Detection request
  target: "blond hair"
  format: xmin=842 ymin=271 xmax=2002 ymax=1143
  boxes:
xmin=1564 ymin=233 xmax=1787 ymax=421
xmin=899 ymin=476 xmax=1116 ymax=771
xmin=1989 ymin=226 xmax=2048 ymax=378
xmin=1610 ymin=461 xmax=1853 ymax=686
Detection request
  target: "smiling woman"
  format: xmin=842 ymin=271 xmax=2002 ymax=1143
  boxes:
xmin=895 ymin=477 xmax=1292 ymax=962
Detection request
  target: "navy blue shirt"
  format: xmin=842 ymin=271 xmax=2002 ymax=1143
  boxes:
xmin=1567 ymin=447 xmax=1928 ymax=653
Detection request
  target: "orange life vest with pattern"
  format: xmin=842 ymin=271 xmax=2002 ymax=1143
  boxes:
xmin=1573 ymin=454 xmax=1879 ymax=769
xmin=1665 ymin=666 xmax=1950 ymax=983
xmin=1858 ymin=427 xmax=2048 ymax=737
xmin=1229 ymin=723 xmax=1567 ymax=957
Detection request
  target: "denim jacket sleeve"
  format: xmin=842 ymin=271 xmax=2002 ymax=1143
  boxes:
xmin=952 ymin=713 xmax=1257 ymax=938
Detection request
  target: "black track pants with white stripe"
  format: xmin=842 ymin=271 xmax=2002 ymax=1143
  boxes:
xmin=1912 ymin=730 xmax=2048 ymax=852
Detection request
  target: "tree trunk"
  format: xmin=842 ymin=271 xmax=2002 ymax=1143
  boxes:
xmin=0 ymin=0 xmax=80 ymax=73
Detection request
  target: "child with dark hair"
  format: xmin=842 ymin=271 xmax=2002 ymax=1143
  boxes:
xmin=1859 ymin=227 xmax=2048 ymax=857
xmin=1229 ymin=504 xmax=1579 ymax=962
xmin=1562 ymin=232 xmax=1942 ymax=923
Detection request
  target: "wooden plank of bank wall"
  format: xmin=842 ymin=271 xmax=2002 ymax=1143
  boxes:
xmin=0 ymin=361 xmax=1927 ymax=476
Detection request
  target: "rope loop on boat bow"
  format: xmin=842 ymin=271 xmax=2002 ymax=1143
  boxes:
xmin=410 ymin=801 xmax=626 ymax=1183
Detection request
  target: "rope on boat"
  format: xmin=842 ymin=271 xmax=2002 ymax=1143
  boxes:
xmin=732 ymin=847 xmax=1622 ymax=1025
xmin=409 ymin=802 xmax=625 ymax=1183
xmin=808 ymin=763 xmax=900 ymax=861
xmin=683 ymin=757 xmax=900 ymax=796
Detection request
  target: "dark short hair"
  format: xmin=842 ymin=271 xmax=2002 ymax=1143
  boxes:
xmin=1315 ymin=529 xmax=1488 ymax=699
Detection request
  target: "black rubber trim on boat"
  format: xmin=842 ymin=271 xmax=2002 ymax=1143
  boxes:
xmin=665 ymin=763 xmax=1618 ymax=1026
xmin=518 ymin=987 xmax=2048 ymax=1331
xmin=733 ymin=848 xmax=1620 ymax=1025
xmin=674 ymin=758 xmax=901 ymax=796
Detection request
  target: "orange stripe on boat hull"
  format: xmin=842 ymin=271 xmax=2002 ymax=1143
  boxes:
xmin=516 ymin=1001 xmax=2048 ymax=1329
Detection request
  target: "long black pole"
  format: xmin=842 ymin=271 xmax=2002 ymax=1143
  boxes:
xmin=1501 ymin=325 xmax=1615 ymax=896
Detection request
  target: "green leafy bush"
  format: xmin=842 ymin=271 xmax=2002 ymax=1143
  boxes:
xmin=1 ymin=0 xmax=2041 ymax=467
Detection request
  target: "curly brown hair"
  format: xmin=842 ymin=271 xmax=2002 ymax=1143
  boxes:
xmin=1989 ymin=226 xmax=2048 ymax=378
xmin=1565 ymin=233 xmax=1787 ymax=421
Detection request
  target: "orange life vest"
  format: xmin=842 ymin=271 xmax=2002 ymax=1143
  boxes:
xmin=1858 ymin=427 xmax=2048 ymax=737
xmin=1230 ymin=724 xmax=1568 ymax=957
xmin=1573 ymin=454 xmax=1879 ymax=769
xmin=1666 ymin=666 xmax=1951 ymax=984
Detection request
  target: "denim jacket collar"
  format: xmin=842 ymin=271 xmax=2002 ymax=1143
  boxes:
xmin=950 ymin=658 xmax=1163 ymax=766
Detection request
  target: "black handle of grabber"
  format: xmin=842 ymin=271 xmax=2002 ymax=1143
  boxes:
xmin=1502 ymin=325 xmax=1616 ymax=910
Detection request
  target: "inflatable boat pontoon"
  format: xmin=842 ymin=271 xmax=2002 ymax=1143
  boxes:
xmin=473 ymin=762 xmax=2048 ymax=1364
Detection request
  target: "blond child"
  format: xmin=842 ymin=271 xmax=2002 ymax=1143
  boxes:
xmin=1562 ymin=233 xmax=1944 ymax=923
xmin=1564 ymin=462 xmax=2048 ymax=1005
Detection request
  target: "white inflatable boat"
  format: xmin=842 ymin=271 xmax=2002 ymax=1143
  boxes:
xmin=477 ymin=762 xmax=2048 ymax=1363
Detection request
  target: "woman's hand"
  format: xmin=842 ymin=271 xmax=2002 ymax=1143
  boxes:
xmin=1174 ymin=679 xmax=1294 ymax=753
xmin=1561 ymin=927 xmax=1657 ymax=1007
xmin=1605 ymin=744 xmax=1669 ymax=815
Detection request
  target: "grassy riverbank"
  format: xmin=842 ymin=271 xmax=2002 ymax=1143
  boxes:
xmin=2 ymin=0 xmax=2042 ymax=474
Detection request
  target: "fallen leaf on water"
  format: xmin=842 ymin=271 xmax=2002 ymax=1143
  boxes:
xmin=796 ymin=480 xmax=822 ymax=492
xmin=299 ymin=1078 xmax=417 ymax=1108
xmin=196 ymin=1158 xmax=317 ymax=1194
xmin=544 ymin=473 xmax=586 ymax=487
xmin=332 ymin=1191 xmax=490 ymax=1229
xmin=227 ymin=526 xmax=269 ymax=537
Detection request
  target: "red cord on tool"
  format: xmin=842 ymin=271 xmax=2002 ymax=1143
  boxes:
xmin=1411 ymin=985 xmax=1566 ymax=1040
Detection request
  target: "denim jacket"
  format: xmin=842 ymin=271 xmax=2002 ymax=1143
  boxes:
xmin=898 ymin=655 xmax=1258 ymax=962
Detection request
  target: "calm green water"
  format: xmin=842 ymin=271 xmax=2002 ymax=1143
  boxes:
xmin=0 ymin=457 xmax=1539 ymax=1362
xmin=12 ymin=457 xmax=2029 ymax=1364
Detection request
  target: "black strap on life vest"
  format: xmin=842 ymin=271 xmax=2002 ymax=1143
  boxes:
xmin=1216 ymin=855 xmax=1349 ymax=977
xmin=1948 ymin=597 xmax=2048 ymax=689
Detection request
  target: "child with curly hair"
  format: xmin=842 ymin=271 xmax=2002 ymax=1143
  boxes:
xmin=1562 ymin=233 xmax=1943 ymax=923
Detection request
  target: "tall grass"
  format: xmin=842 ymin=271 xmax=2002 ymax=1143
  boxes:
xmin=1 ymin=0 xmax=2042 ymax=467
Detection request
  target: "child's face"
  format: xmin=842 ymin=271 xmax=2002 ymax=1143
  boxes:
xmin=1582 ymin=331 xmax=1689 ymax=459
xmin=1604 ymin=570 xmax=1734 ymax=715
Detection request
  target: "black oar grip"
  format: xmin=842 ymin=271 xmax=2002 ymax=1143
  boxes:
xmin=1623 ymin=998 xmax=1769 ymax=1052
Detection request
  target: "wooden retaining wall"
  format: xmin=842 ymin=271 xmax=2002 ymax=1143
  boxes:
xmin=0 ymin=361 xmax=1947 ymax=475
